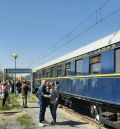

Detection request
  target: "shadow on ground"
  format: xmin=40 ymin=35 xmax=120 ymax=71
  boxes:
xmin=0 ymin=110 xmax=21 ymax=114
xmin=57 ymin=120 xmax=88 ymax=127
xmin=26 ymin=106 xmax=39 ymax=108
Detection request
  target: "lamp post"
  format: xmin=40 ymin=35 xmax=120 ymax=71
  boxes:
xmin=12 ymin=53 xmax=18 ymax=94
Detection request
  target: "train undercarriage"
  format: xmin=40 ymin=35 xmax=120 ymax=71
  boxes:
xmin=59 ymin=93 xmax=120 ymax=129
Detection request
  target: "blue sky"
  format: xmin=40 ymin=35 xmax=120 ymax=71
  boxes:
xmin=0 ymin=0 xmax=120 ymax=69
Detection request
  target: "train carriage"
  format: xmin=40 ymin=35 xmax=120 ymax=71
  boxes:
xmin=33 ymin=31 xmax=120 ymax=128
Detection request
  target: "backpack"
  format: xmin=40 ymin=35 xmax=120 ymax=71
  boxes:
xmin=38 ymin=85 xmax=43 ymax=95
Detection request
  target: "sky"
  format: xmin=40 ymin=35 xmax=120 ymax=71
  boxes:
xmin=0 ymin=0 xmax=120 ymax=69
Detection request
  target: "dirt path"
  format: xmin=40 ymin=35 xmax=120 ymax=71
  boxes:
xmin=18 ymin=96 xmax=105 ymax=129
xmin=0 ymin=95 xmax=106 ymax=129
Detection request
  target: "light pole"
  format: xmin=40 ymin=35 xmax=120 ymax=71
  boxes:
xmin=12 ymin=53 xmax=18 ymax=94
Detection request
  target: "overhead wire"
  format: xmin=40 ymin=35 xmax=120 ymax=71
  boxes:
xmin=38 ymin=6 xmax=120 ymax=65
xmin=27 ymin=0 xmax=120 ymax=67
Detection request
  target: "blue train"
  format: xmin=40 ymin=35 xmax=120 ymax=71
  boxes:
xmin=33 ymin=31 xmax=120 ymax=128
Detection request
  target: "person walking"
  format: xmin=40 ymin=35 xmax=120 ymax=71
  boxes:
xmin=21 ymin=80 xmax=29 ymax=108
xmin=2 ymin=83 xmax=9 ymax=106
xmin=49 ymin=82 xmax=59 ymax=125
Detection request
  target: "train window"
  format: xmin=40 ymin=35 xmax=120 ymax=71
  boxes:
xmin=44 ymin=69 xmax=48 ymax=78
xmin=42 ymin=69 xmax=45 ymax=77
xmin=51 ymin=67 xmax=56 ymax=77
xmin=57 ymin=65 xmax=62 ymax=77
xmin=38 ymin=71 xmax=42 ymax=78
xmin=35 ymin=74 xmax=37 ymax=79
xmin=36 ymin=72 xmax=38 ymax=79
xmin=75 ymin=59 xmax=83 ymax=75
xmin=90 ymin=63 xmax=101 ymax=74
xmin=46 ymin=70 xmax=50 ymax=78
xmin=115 ymin=48 xmax=120 ymax=73
xmin=90 ymin=55 xmax=101 ymax=74
xmin=90 ymin=55 xmax=101 ymax=64
xmin=65 ymin=62 xmax=71 ymax=76
xmin=36 ymin=71 xmax=38 ymax=79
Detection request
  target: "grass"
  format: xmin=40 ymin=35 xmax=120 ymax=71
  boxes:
xmin=10 ymin=94 xmax=21 ymax=108
xmin=28 ymin=94 xmax=38 ymax=103
xmin=0 ymin=121 xmax=5 ymax=129
xmin=17 ymin=114 xmax=36 ymax=129
xmin=0 ymin=94 xmax=21 ymax=111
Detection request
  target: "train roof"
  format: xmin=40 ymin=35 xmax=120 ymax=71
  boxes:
xmin=33 ymin=30 xmax=120 ymax=72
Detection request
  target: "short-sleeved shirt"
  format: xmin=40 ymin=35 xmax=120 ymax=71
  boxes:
xmin=40 ymin=85 xmax=50 ymax=104
xmin=37 ymin=85 xmax=43 ymax=99
xmin=38 ymin=85 xmax=43 ymax=95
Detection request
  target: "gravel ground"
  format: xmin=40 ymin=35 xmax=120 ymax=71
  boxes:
xmin=0 ymin=95 xmax=106 ymax=129
xmin=22 ymin=103 xmax=90 ymax=129
xmin=0 ymin=120 xmax=22 ymax=129
xmin=19 ymin=97 xmax=104 ymax=129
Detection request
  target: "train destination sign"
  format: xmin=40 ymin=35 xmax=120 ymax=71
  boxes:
xmin=5 ymin=69 xmax=31 ymax=74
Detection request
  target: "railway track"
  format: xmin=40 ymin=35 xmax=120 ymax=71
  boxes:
xmin=60 ymin=105 xmax=112 ymax=129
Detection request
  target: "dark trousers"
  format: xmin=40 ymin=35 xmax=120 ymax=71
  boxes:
xmin=50 ymin=103 xmax=58 ymax=123
xmin=2 ymin=92 xmax=8 ymax=106
xmin=39 ymin=102 xmax=48 ymax=123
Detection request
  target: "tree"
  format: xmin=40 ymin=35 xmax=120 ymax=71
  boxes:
xmin=0 ymin=70 xmax=3 ymax=81
xmin=5 ymin=74 xmax=14 ymax=81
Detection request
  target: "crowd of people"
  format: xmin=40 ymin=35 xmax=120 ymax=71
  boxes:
xmin=0 ymin=80 xmax=10 ymax=106
xmin=0 ymin=79 xmax=30 ymax=107
xmin=0 ymin=79 xmax=59 ymax=127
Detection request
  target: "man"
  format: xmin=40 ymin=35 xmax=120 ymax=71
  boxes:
xmin=39 ymin=80 xmax=50 ymax=127
xmin=36 ymin=82 xmax=43 ymax=104
xmin=22 ymin=80 xmax=29 ymax=108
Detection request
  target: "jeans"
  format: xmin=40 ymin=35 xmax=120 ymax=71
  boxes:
xmin=50 ymin=103 xmax=58 ymax=123
xmin=39 ymin=101 xmax=48 ymax=123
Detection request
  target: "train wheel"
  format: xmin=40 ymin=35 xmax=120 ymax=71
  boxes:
xmin=90 ymin=105 xmax=101 ymax=121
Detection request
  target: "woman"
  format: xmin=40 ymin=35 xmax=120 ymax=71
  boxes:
xmin=49 ymin=82 xmax=59 ymax=125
